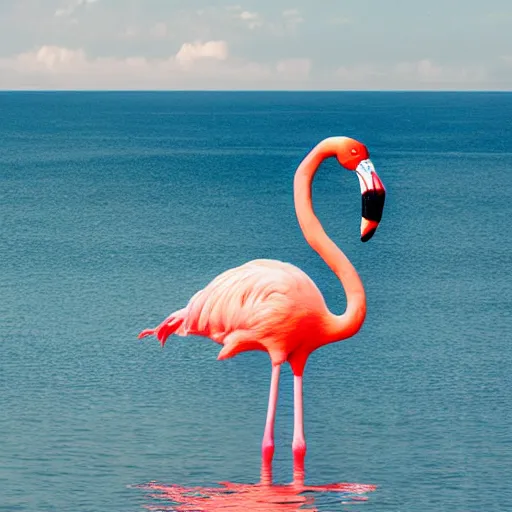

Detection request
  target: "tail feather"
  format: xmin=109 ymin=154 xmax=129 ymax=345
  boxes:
xmin=138 ymin=311 xmax=185 ymax=347
xmin=138 ymin=329 xmax=155 ymax=339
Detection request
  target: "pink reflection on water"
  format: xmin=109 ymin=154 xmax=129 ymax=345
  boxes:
xmin=136 ymin=476 xmax=376 ymax=511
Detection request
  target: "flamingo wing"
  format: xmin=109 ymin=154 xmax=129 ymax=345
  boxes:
xmin=139 ymin=259 xmax=329 ymax=365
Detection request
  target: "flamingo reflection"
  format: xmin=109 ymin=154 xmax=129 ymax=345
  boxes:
xmin=137 ymin=468 xmax=376 ymax=511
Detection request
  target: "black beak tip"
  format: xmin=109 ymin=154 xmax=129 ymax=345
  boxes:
xmin=361 ymin=228 xmax=376 ymax=243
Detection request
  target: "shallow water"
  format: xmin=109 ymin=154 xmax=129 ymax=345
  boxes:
xmin=1 ymin=91 xmax=512 ymax=511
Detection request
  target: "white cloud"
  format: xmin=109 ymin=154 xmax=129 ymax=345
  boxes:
xmin=225 ymin=6 xmax=264 ymax=29
xmin=175 ymin=40 xmax=229 ymax=65
xmin=55 ymin=0 xmax=100 ymax=18
xmin=225 ymin=6 xmax=302 ymax=33
xmin=0 ymin=45 xmax=502 ymax=91
xmin=238 ymin=10 xmax=263 ymax=29
xmin=0 ymin=44 xmax=318 ymax=90
xmin=10 ymin=45 xmax=87 ymax=72
xmin=0 ymin=45 xmax=170 ymax=89
xmin=7 ymin=42 xmax=230 ymax=74
xmin=239 ymin=11 xmax=258 ymax=21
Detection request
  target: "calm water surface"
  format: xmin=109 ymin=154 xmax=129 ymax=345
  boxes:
xmin=1 ymin=92 xmax=511 ymax=511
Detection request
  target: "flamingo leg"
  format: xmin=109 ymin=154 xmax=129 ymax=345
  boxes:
xmin=292 ymin=375 xmax=306 ymax=480
xmin=261 ymin=364 xmax=281 ymax=482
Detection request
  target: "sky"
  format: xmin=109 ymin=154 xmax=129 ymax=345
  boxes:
xmin=0 ymin=0 xmax=511 ymax=90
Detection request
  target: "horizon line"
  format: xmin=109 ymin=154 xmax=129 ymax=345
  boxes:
xmin=0 ymin=89 xmax=511 ymax=93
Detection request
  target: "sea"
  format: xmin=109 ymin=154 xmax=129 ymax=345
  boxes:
xmin=1 ymin=91 xmax=511 ymax=512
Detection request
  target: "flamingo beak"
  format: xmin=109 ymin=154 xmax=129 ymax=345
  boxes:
xmin=356 ymin=159 xmax=386 ymax=242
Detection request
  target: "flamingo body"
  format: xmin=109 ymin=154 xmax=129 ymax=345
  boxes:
xmin=139 ymin=259 xmax=331 ymax=372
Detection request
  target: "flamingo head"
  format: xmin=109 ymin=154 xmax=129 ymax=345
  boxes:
xmin=335 ymin=137 xmax=386 ymax=243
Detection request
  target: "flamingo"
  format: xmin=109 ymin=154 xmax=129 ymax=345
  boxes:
xmin=139 ymin=136 xmax=386 ymax=478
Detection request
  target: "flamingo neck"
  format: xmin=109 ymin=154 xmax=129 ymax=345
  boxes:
xmin=293 ymin=137 xmax=367 ymax=342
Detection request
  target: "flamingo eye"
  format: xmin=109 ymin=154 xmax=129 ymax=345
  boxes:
xmin=351 ymin=149 xmax=358 ymax=155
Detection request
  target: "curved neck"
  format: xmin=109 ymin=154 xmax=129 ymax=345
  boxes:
xmin=293 ymin=137 xmax=366 ymax=341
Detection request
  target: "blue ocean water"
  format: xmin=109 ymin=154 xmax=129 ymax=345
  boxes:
xmin=1 ymin=91 xmax=511 ymax=512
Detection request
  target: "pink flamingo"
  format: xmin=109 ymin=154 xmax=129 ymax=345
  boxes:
xmin=139 ymin=136 xmax=386 ymax=478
